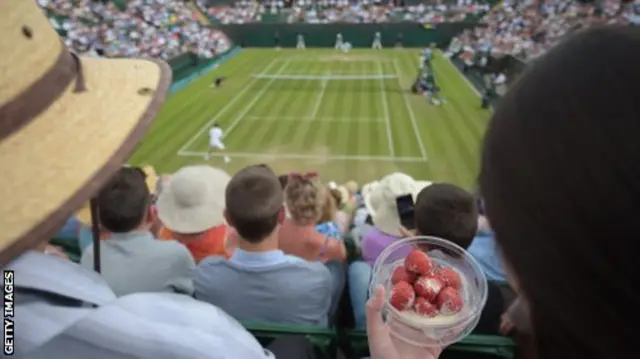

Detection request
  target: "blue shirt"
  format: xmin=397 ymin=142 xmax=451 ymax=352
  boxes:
xmin=195 ymin=249 xmax=333 ymax=325
xmin=54 ymin=217 xmax=80 ymax=238
xmin=468 ymin=232 xmax=507 ymax=282
xmin=316 ymin=221 xmax=342 ymax=240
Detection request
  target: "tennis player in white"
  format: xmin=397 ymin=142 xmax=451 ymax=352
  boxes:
xmin=205 ymin=124 xmax=231 ymax=163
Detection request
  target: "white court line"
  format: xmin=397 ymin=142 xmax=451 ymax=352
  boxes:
xmin=393 ymin=59 xmax=428 ymax=161
xmin=310 ymin=74 xmax=328 ymax=118
xmin=177 ymin=59 xmax=281 ymax=155
xmin=224 ymin=60 xmax=292 ymax=138
xmin=246 ymin=116 xmax=384 ymax=122
xmin=439 ymin=52 xmax=481 ymax=98
xmin=179 ymin=151 xmax=426 ymax=163
xmin=378 ymin=61 xmax=395 ymax=157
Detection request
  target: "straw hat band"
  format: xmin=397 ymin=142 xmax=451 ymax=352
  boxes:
xmin=0 ymin=45 xmax=84 ymax=141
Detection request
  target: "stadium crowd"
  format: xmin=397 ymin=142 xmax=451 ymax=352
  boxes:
xmin=200 ymin=0 xmax=490 ymax=24
xmin=449 ymin=0 xmax=640 ymax=61
xmin=39 ymin=0 xmax=231 ymax=59
xmin=7 ymin=0 xmax=640 ymax=358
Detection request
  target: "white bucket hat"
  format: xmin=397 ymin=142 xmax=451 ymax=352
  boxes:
xmin=362 ymin=173 xmax=431 ymax=237
xmin=156 ymin=165 xmax=231 ymax=234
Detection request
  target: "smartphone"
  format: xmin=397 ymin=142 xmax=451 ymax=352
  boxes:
xmin=396 ymin=194 xmax=415 ymax=230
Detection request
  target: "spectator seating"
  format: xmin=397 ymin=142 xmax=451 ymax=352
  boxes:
xmin=344 ymin=329 xmax=516 ymax=359
xmin=198 ymin=0 xmax=494 ymax=24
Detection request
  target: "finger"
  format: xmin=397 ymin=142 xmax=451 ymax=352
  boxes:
xmin=366 ymin=285 xmax=386 ymax=333
xmin=399 ymin=227 xmax=415 ymax=238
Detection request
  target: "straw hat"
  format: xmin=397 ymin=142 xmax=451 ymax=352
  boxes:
xmin=75 ymin=165 xmax=159 ymax=226
xmin=0 ymin=1 xmax=171 ymax=264
xmin=362 ymin=173 xmax=431 ymax=237
xmin=156 ymin=166 xmax=231 ymax=234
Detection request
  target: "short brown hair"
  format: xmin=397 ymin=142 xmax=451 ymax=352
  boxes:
xmin=225 ymin=165 xmax=283 ymax=243
xmin=414 ymin=183 xmax=478 ymax=249
xmin=98 ymin=167 xmax=150 ymax=233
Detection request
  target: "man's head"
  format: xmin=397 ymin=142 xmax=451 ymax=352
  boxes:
xmin=213 ymin=123 xmax=220 ymax=128
xmin=414 ymin=183 xmax=478 ymax=249
xmin=224 ymin=165 xmax=283 ymax=243
xmin=97 ymin=167 xmax=154 ymax=233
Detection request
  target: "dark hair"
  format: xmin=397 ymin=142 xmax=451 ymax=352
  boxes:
xmin=480 ymin=26 xmax=640 ymax=359
xmin=226 ymin=165 xmax=283 ymax=243
xmin=413 ymin=183 xmax=478 ymax=249
xmin=278 ymin=174 xmax=289 ymax=189
xmin=97 ymin=167 xmax=150 ymax=233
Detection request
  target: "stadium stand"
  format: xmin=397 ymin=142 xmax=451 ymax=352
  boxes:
xmin=11 ymin=0 xmax=640 ymax=358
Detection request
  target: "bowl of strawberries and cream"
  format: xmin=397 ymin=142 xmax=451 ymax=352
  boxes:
xmin=369 ymin=236 xmax=488 ymax=347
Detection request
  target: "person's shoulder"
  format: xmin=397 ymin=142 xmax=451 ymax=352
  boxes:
xmin=88 ymin=293 xmax=268 ymax=358
xmin=285 ymin=259 xmax=331 ymax=281
xmin=153 ymin=239 xmax=195 ymax=262
xmin=198 ymin=255 xmax=228 ymax=267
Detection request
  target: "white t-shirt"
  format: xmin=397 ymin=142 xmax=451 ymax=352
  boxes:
xmin=209 ymin=127 xmax=223 ymax=143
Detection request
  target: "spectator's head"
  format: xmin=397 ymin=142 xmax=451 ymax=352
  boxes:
xmin=345 ymin=180 xmax=359 ymax=195
xmin=414 ymin=183 xmax=478 ymax=249
xmin=97 ymin=167 xmax=155 ymax=233
xmin=480 ymin=26 xmax=640 ymax=359
xmin=286 ymin=172 xmax=323 ymax=225
xmin=278 ymin=174 xmax=289 ymax=189
xmin=224 ymin=165 xmax=283 ymax=244
xmin=362 ymin=173 xmax=431 ymax=237
xmin=156 ymin=165 xmax=230 ymax=238
xmin=318 ymin=185 xmax=338 ymax=224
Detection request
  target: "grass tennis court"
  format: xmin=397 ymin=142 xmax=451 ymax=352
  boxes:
xmin=129 ymin=49 xmax=490 ymax=188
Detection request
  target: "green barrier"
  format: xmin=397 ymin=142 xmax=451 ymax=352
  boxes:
xmin=218 ymin=22 xmax=477 ymax=48
xmin=243 ymin=322 xmax=339 ymax=359
xmin=344 ymin=329 xmax=517 ymax=359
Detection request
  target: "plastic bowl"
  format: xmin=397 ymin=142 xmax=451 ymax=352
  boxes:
xmin=369 ymin=235 xmax=488 ymax=348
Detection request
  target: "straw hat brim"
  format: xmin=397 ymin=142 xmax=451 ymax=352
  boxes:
xmin=0 ymin=55 xmax=171 ymax=264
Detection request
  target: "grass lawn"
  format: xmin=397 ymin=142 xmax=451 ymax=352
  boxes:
xmin=129 ymin=48 xmax=490 ymax=189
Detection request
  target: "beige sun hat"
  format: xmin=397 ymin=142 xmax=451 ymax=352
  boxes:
xmin=156 ymin=165 xmax=231 ymax=234
xmin=0 ymin=1 xmax=171 ymax=264
xmin=75 ymin=165 xmax=159 ymax=226
xmin=362 ymin=173 xmax=431 ymax=237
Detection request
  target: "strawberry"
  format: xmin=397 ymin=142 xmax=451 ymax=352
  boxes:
xmin=414 ymin=297 xmax=439 ymax=317
xmin=389 ymin=281 xmax=415 ymax=311
xmin=436 ymin=267 xmax=462 ymax=290
xmin=404 ymin=249 xmax=433 ymax=275
xmin=414 ymin=274 xmax=444 ymax=302
xmin=436 ymin=287 xmax=464 ymax=315
xmin=391 ymin=265 xmax=416 ymax=285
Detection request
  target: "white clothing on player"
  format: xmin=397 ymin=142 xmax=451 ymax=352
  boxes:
xmin=335 ymin=33 xmax=343 ymax=50
xmin=209 ymin=127 xmax=225 ymax=149
xmin=341 ymin=42 xmax=352 ymax=53
xmin=372 ymin=32 xmax=382 ymax=49
xmin=297 ymin=35 xmax=306 ymax=49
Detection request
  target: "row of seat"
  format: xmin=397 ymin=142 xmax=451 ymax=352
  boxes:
xmin=245 ymin=321 xmax=517 ymax=359
xmin=50 ymin=236 xmax=517 ymax=359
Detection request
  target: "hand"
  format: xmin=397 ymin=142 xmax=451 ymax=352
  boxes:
xmin=399 ymin=227 xmax=416 ymax=238
xmin=367 ymin=285 xmax=443 ymax=359
xmin=499 ymin=312 xmax=515 ymax=335
xmin=44 ymin=245 xmax=68 ymax=259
